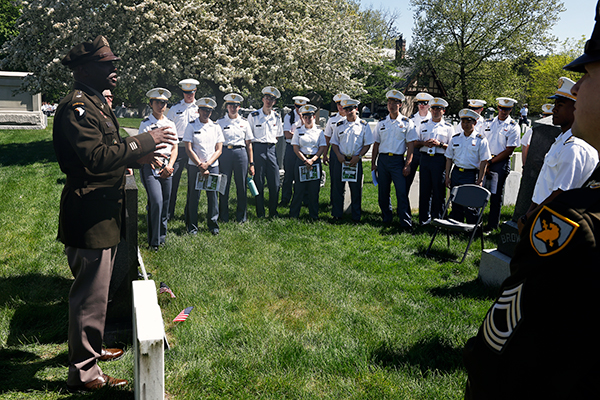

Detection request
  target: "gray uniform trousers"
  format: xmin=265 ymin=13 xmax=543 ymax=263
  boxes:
xmin=253 ymin=142 xmax=280 ymax=217
xmin=290 ymin=157 xmax=321 ymax=219
xmin=418 ymin=153 xmax=446 ymax=223
xmin=331 ymin=157 xmax=363 ymax=221
xmin=140 ymin=164 xmax=172 ymax=246
xmin=186 ymin=164 xmax=219 ymax=233
xmin=280 ymin=142 xmax=296 ymax=205
xmin=219 ymin=146 xmax=248 ymax=223
xmin=167 ymin=143 xmax=188 ymax=220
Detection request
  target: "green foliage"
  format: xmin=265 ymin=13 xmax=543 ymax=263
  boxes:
xmin=0 ymin=0 xmax=20 ymax=51
xmin=409 ymin=0 xmax=565 ymax=106
xmin=359 ymin=61 xmax=404 ymax=108
xmin=528 ymin=37 xmax=586 ymax=113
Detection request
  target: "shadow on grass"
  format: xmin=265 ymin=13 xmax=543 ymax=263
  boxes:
xmin=0 ymin=140 xmax=57 ymax=166
xmin=429 ymin=280 xmax=498 ymax=300
xmin=0 ymin=348 xmax=134 ymax=398
xmin=0 ymin=274 xmax=70 ymax=346
xmin=371 ymin=335 xmax=464 ymax=374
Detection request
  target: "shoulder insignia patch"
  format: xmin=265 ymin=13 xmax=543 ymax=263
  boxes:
xmin=360 ymin=119 xmax=367 ymax=125
xmin=564 ymin=136 xmax=576 ymax=145
xmin=483 ymin=283 xmax=524 ymax=353
xmin=402 ymin=117 xmax=409 ymax=122
xmin=142 ymin=117 xmax=149 ymax=123
xmin=452 ymin=133 xmax=460 ymax=137
xmin=72 ymin=105 xmax=86 ymax=118
xmin=251 ymin=111 xmax=259 ymax=117
xmin=476 ymin=134 xmax=483 ymax=139
xmin=529 ymin=206 xmax=579 ymax=257
xmin=336 ymin=120 xmax=345 ymax=126
xmin=510 ymin=120 xmax=516 ymax=125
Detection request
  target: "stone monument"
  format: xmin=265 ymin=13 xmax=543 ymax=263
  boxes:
xmin=0 ymin=71 xmax=47 ymax=130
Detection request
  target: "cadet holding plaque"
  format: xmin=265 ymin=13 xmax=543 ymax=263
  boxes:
xmin=289 ymin=105 xmax=327 ymax=220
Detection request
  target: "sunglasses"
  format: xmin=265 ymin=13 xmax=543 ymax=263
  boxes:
xmin=498 ymin=106 xmax=512 ymax=111
xmin=431 ymin=106 xmax=444 ymax=110
xmin=105 ymin=95 xmax=114 ymax=99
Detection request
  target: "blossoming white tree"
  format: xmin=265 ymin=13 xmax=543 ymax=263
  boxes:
xmin=2 ymin=0 xmax=378 ymax=106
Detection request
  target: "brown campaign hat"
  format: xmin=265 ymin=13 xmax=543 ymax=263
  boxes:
xmin=61 ymin=35 xmax=121 ymax=68
xmin=564 ymin=1 xmax=600 ymax=72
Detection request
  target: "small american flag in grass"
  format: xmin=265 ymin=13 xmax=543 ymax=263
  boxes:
xmin=173 ymin=306 xmax=194 ymax=322
xmin=159 ymin=282 xmax=176 ymax=298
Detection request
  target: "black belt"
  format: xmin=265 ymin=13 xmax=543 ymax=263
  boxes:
xmin=457 ymin=167 xmax=477 ymax=172
xmin=345 ymin=156 xmax=353 ymax=161
xmin=225 ymin=144 xmax=245 ymax=149
xmin=421 ymin=152 xmax=444 ymax=157
xmin=302 ymin=153 xmax=318 ymax=159
xmin=383 ymin=153 xmax=403 ymax=157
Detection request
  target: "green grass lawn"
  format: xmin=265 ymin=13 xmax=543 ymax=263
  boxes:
xmin=0 ymin=118 xmax=507 ymax=399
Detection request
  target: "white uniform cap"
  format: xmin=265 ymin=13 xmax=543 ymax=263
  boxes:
xmin=146 ymin=87 xmax=171 ymax=101
xmin=430 ymin=97 xmax=448 ymax=108
xmin=548 ymin=77 xmax=577 ymax=101
xmin=459 ymin=108 xmax=480 ymax=120
xmin=541 ymin=104 xmax=555 ymax=115
xmin=496 ymin=97 xmax=518 ymax=107
xmin=414 ymin=92 xmax=434 ymax=102
xmin=292 ymin=96 xmax=310 ymax=105
xmin=179 ymin=78 xmax=199 ymax=92
xmin=386 ymin=90 xmax=405 ymax=101
xmin=333 ymin=93 xmax=350 ymax=103
xmin=468 ymin=99 xmax=486 ymax=108
xmin=299 ymin=104 xmax=318 ymax=115
xmin=224 ymin=93 xmax=244 ymax=103
xmin=262 ymin=86 xmax=281 ymax=98
xmin=340 ymin=98 xmax=360 ymax=108
xmin=195 ymin=97 xmax=217 ymax=109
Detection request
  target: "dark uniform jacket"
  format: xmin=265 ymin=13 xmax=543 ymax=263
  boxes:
xmin=53 ymin=82 xmax=155 ymax=249
xmin=463 ymin=167 xmax=600 ymax=399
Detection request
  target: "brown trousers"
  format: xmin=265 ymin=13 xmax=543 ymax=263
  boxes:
xmin=65 ymin=246 xmax=116 ymax=386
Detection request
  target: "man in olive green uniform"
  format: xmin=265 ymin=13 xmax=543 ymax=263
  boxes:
xmin=462 ymin=4 xmax=600 ymax=398
xmin=53 ymin=36 xmax=176 ymax=392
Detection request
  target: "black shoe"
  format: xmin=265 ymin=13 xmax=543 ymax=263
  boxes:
xmin=211 ymin=229 xmax=219 ymax=236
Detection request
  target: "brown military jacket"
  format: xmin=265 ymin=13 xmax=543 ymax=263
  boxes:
xmin=53 ymin=82 xmax=155 ymax=249
xmin=463 ymin=167 xmax=600 ymax=399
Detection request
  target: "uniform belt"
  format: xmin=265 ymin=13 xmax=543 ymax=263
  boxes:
xmin=385 ymin=153 xmax=403 ymax=156
xmin=345 ymin=156 xmax=353 ymax=161
xmin=225 ymin=144 xmax=245 ymax=149
xmin=302 ymin=153 xmax=318 ymax=159
xmin=457 ymin=167 xmax=477 ymax=172
xmin=428 ymin=153 xmax=444 ymax=157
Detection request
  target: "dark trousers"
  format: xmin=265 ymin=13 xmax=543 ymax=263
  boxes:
xmin=487 ymin=158 xmax=510 ymax=230
xmin=449 ymin=168 xmax=479 ymax=224
xmin=405 ymin=150 xmax=421 ymax=210
xmin=186 ymin=164 xmax=219 ymax=233
xmin=168 ymin=143 xmax=188 ymax=220
xmin=66 ymin=246 xmax=115 ymax=386
xmin=419 ymin=153 xmax=446 ymax=223
xmin=331 ymin=158 xmax=363 ymax=221
xmin=140 ymin=164 xmax=172 ymax=246
xmin=280 ymin=142 xmax=296 ymax=205
xmin=290 ymin=158 xmax=321 ymax=219
xmin=219 ymin=147 xmax=248 ymax=223
xmin=377 ymin=154 xmax=411 ymax=226
xmin=253 ymin=143 xmax=280 ymax=217
xmin=328 ymin=146 xmax=343 ymax=207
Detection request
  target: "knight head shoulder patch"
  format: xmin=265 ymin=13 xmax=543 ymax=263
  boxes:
xmin=530 ymin=206 xmax=579 ymax=257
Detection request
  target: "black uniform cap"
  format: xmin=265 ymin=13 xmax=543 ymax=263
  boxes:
xmin=61 ymin=35 xmax=121 ymax=68
xmin=564 ymin=1 xmax=600 ymax=72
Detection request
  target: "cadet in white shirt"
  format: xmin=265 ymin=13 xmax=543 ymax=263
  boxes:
xmin=281 ymin=96 xmax=309 ymax=206
xmin=166 ymin=78 xmax=200 ymax=220
xmin=413 ymin=97 xmax=454 ymax=224
xmin=323 ymin=93 xmax=350 ymax=206
xmin=520 ymin=77 xmax=599 ymax=230
xmin=408 ymin=92 xmax=433 ymax=206
xmin=371 ymin=90 xmax=416 ymax=227
xmin=138 ymin=88 xmax=178 ymax=250
xmin=330 ymin=98 xmax=374 ymax=222
xmin=445 ymin=109 xmax=491 ymax=223
xmin=247 ymin=86 xmax=284 ymax=218
xmin=217 ymin=93 xmax=255 ymax=223
xmin=183 ymin=97 xmax=224 ymax=235
xmin=482 ymin=97 xmax=521 ymax=231
xmin=290 ymin=105 xmax=327 ymax=219
xmin=455 ymin=99 xmax=487 ymax=136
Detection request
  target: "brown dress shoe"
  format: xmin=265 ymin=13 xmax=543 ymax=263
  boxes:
xmin=67 ymin=374 xmax=128 ymax=392
xmin=99 ymin=347 xmax=124 ymax=361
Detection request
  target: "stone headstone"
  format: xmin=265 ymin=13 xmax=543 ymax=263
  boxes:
xmin=479 ymin=249 xmax=512 ymax=286
xmin=0 ymin=71 xmax=46 ymax=130
xmin=497 ymin=220 xmax=520 ymax=257
xmin=512 ymin=117 xmax=561 ymax=221
xmin=105 ymin=174 xmax=139 ymax=345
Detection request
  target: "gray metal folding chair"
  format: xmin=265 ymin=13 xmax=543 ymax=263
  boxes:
xmin=425 ymin=184 xmax=491 ymax=263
